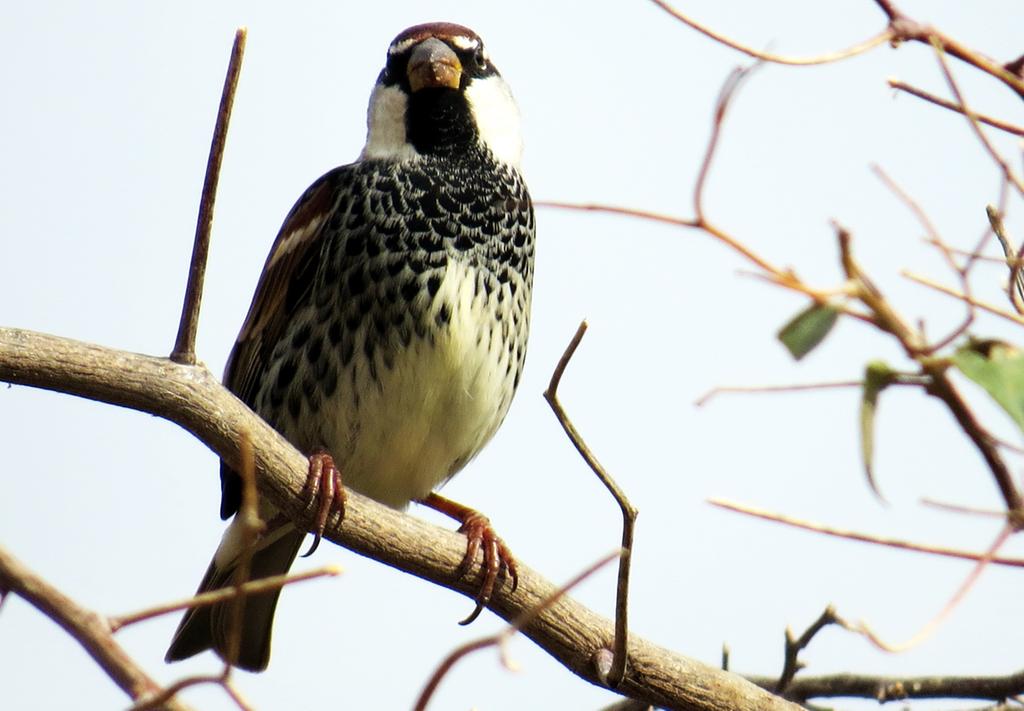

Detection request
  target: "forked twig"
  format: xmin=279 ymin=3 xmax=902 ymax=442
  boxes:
xmin=776 ymin=606 xmax=851 ymax=694
xmin=931 ymin=39 xmax=1024 ymax=197
xmin=872 ymin=0 xmax=1024 ymax=98
xmin=544 ymin=321 xmax=636 ymax=688
xmin=171 ymin=28 xmax=247 ymax=364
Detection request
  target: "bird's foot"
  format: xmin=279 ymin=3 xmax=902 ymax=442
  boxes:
xmin=301 ymin=449 xmax=346 ymax=557
xmin=421 ymin=493 xmax=518 ymax=625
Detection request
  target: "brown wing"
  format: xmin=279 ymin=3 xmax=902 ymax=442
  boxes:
xmin=219 ymin=168 xmax=342 ymax=519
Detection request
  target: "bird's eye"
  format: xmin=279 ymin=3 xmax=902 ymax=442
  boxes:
xmin=472 ymin=48 xmax=487 ymax=71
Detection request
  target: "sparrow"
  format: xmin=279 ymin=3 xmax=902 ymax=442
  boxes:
xmin=165 ymin=22 xmax=534 ymax=672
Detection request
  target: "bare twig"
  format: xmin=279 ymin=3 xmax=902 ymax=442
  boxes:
xmin=748 ymin=667 xmax=1024 ymax=703
xmin=110 ymin=567 xmax=339 ymax=631
xmin=776 ymin=606 xmax=851 ymax=694
xmin=414 ymin=550 xmax=621 ymax=711
xmin=872 ymin=0 xmax=1024 ymax=99
xmin=696 ymin=380 xmax=864 ymax=406
xmin=0 ymin=546 xmax=194 ymax=711
xmin=171 ymin=28 xmax=247 ymax=364
xmin=888 ymin=78 xmax=1024 ymax=137
xmin=694 ymin=66 xmax=751 ymax=225
xmin=709 ymin=498 xmax=1024 ymax=568
xmin=224 ymin=430 xmax=262 ymax=666
xmin=921 ymin=498 xmax=1009 ymax=517
xmin=904 ymin=271 xmax=1024 ymax=327
xmin=858 ymin=523 xmax=1012 ymax=652
xmin=931 ymin=39 xmax=1024 ymax=197
xmin=132 ymin=670 xmax=253 ymax=711
xmin=543 ymin=321 xmax=636 ymax=689
xmin=649 ymin=0 xmax=891 ymax=65
xmin=872 ymin=164 xmax=976 ymax=353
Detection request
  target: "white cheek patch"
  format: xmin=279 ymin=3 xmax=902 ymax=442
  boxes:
xmin=465 ymin=75 xmax=523 ymax=168
xmin=360 ymin=84 xmax=420 ymax=162
xmin=448 ymin=35 xmax=479 ymax=51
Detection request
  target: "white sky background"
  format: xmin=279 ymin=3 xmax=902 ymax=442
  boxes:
xmin=2 ymin=1 xmax=1023 ymax=709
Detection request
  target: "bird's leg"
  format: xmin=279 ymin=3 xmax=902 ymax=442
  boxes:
xmin=300 ymin=449 xmax=346 ymax=557
xmin=420 ymin=492 xmax=518 ymax=625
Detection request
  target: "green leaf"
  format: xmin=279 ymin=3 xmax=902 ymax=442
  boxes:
xmin=860 ymin=360 xmax=894 ymax=502
xmin=952 ymin=339 xmax=1024 ymax=434
xmin=777 ymin=303 xmax=839 ymax=361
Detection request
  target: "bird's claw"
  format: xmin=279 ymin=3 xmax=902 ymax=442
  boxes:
xmin=301 ymin=450 xmax=346 ymax=558
xmin=455 ymin=511 xmax=518 ymax=625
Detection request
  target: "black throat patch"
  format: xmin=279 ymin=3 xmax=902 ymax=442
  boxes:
xmin=406 ymin=88 xmax=478 ymax=156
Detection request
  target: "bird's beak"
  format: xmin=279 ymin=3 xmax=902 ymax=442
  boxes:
xmin=407 ymin=38 xmax=463 ymax=92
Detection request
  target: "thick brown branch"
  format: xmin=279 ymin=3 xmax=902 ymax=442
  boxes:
xmin=0 ymin=326 xmax=799 ymax=711
xmin=0 ymin=545 xmax=194 ymax=711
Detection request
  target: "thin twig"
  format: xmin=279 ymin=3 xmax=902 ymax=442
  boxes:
xmin=708 ymin=498 xmax=1024 ymax=568
xmin=931 ymin=39 xmax=1024 ymax=197
xmin=857 ymin=523 xmax=1012 ymax=652
xmin=649 ymin=0 xmax=892 ymax=65
xmin=921 ymin=498 xmax=1009 ymax=518
xmin=904 ymin=271 xmax=1024 ymax=326
xmin=872 ymin=0 xmax=1024 ymax=99
xmin=921 ymin=241 xmax=1015 ymax=266
xmin=171 ymin=28 xmax=247 ymax=364
xmin=110 ymin=567 xmax=340 ymax=630
xmin=871 ymin=164 xmax=975 ymax=354
xmin=414 ymin=550 xmax=621 ymax=711
xmin=225 ymin=429 xmax=263 ymax=666
xmin=694 ymin=66 xmax=751 ymax=224
xmin=888 ymin=78 xmax=1024 ymax=137
xmin=695 ymin=380 xmax=863 ymax=406
xmin=543 ymin=321 xmax=636 ymax=688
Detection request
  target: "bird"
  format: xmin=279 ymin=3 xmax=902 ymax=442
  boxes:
xmin=165 ymin=22 xmax=534 ymax=672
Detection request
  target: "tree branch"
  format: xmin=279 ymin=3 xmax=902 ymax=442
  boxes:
xmin=0 ymin=326 xmax=800 ymax=711
xmin=749 ymin=667 xmax=1024 ymax=703
xmin=0 ymin=545 xmax=194 ymax=711
xmin=171 ymin=28 xmax=246 ymax=364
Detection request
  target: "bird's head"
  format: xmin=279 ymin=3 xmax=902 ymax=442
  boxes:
xmin=361 ymin=23 xmax=523 ymax=168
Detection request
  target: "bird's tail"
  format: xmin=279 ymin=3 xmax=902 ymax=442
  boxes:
xmin=165 ymin=523 xmax=305 ymax=672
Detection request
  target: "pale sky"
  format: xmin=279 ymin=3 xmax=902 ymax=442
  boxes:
xmin=2 ymin=1 xmax=1023 ymax=709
